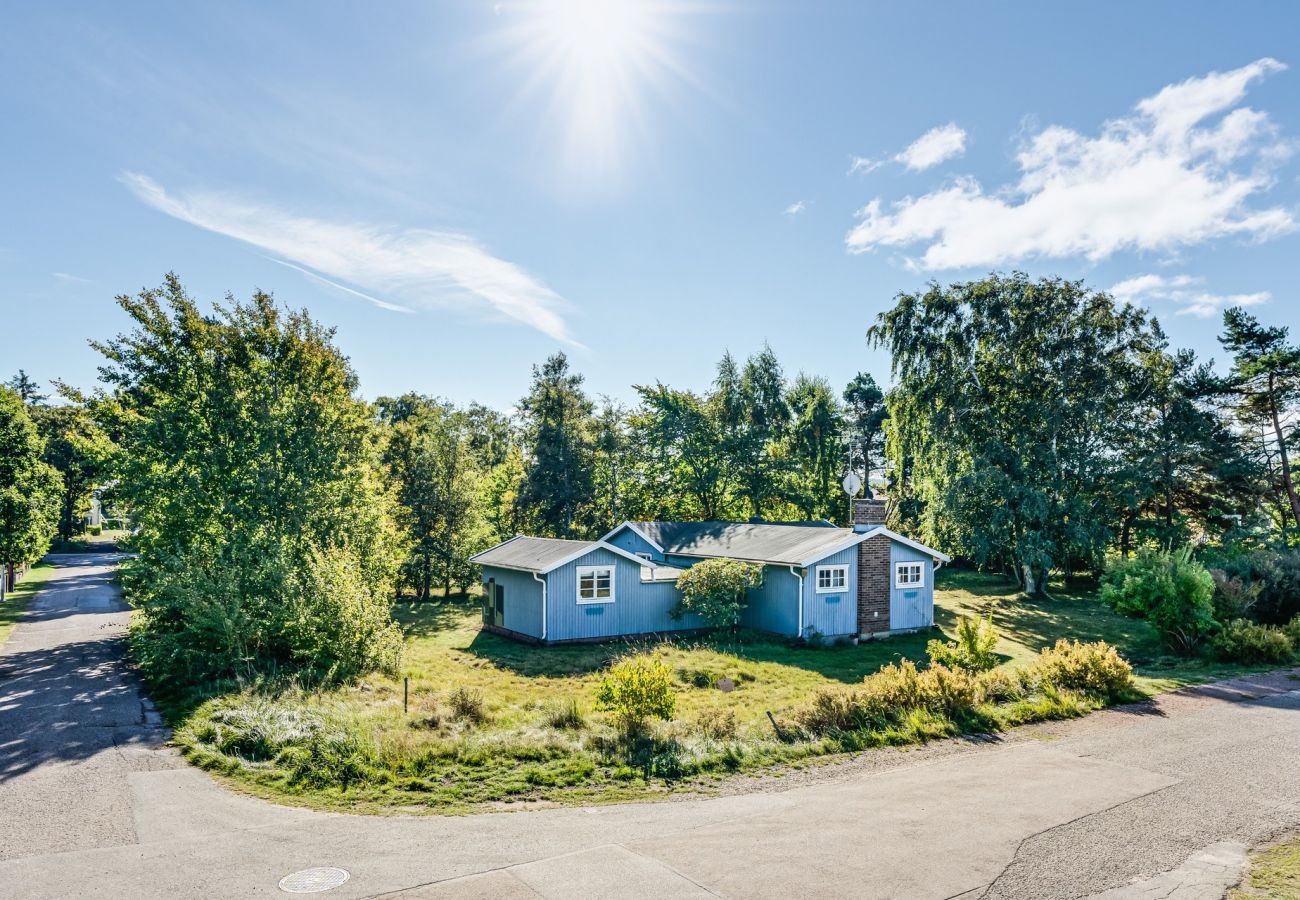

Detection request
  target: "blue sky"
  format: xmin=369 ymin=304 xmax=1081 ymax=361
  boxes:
xmin=2 ymin=2 xmax=1298 ymax=409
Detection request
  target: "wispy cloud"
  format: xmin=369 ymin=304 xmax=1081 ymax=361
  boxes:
xmin=847 ymin=58 xmax=1294 ymax=269
xmin=783 ymin=200 xmax=807 ymax=216
xmin=848 ymin=123 xmax=968 ymax=175
xmin=1110 ymin=272 xmax=1270 ymax=318
xmin=120 ymin=173 xmax=580 ymax=345
xmin=53 ymin=272 xmax=94 ymax=285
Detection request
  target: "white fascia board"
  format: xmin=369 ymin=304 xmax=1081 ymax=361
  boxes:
xmin=539 ymin=540 xmax=661 ymax=575
xmin=597 ymin=521 xmax=665 ymax=554
xmin=798 ymin=532 xmax=871 ymax=568
xmin=872 ymin=527 xmax=952 ymax=563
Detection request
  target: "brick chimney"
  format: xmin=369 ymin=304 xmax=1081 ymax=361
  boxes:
xmin=852 ymin=497 xmax=887 ymax=532
xmin=853 ymin=497 xmax=890 ymax=636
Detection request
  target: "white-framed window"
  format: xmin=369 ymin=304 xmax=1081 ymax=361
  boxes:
xmin=577 ymin=565 xmax=615 ymax=604
xmin=815 ymin=564 xmax=848 ymax=593
xmin=634 ymin=551 xmax=653 ymax=561
xmin=895 ymin=561 xmax=925 ymax=588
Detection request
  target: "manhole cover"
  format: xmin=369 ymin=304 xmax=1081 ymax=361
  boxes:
xmin=278 ymin=867 xmax=350 ymax=893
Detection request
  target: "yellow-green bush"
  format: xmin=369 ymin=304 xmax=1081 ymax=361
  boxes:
xmin=594 ymin=655 xmax=677 ymax=735
xmin=1031 ymin=639 xmax=1135 ymax=701
xmin=1213 ymin=619 xmax=1294 ymax=664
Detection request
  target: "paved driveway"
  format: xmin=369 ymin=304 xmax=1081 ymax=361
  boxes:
xmin=1 ymin=554 xmax=1298 ymax=899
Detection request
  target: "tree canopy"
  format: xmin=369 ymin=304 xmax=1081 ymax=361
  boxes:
xmin=93 ymin=274 xmax=404 ymax=686
xmin=0 ymin=387 xmax=61 ymax=569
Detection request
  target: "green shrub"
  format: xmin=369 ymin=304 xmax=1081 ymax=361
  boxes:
xmin=927 ymin=615 xmax=1000 ymax=671
xmin=1101 ymin=547 xmax=1216 ymax=655
xmin=87 ymin=525 xmax=102 ymax=536
xmin=1284 ymin=616 xmax=1300 ymax=647
xmin=594 ymin=656 xmax=677 ymax=735
xmin=673 ymin=558 xmax=764 ymax=630
xmin=1213 ymin=619 xmax=1295 ymax=664
xmin=1207 ymin=549 xmax=1300 ymax=625
xmin=1032 ymin=639 xmax=1135 ymax=701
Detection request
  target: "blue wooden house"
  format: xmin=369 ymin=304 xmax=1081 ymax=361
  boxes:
xmin=469 ymin=498 xmax=949 ymax=644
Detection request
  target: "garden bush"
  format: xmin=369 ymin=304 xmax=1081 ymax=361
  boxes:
xmin=927 ymin=615 xmax=999 ymax=671
xmin=1101 ymin=547 xmax=1216 ymax=655
xmin=1208 ymin=549 xmax=1300 ymax=626
xmin=673 ymin=558 xmax=764 ymax=630
xmin=594 ymin=655 xmax=677 ymax=736
xmin=1213 ymin=619 xmax=1295 ymax=664
xmin=1031 ymin=639 xmax=1135 ymax=701
xmin=1285 ymin=615 xmax=1300 ymax=647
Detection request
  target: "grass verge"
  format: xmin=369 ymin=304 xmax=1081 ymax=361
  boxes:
xmin=0 ymin=562 xmax=56 ymax=648
xmin=1229 ymin=833 xmax=1300 ymax=899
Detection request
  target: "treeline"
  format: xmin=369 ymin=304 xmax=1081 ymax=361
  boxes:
xmin=0 ymin=372 xmax=112 ymax=581
xmin=872 ymin=273 xmax=1299 ymax=594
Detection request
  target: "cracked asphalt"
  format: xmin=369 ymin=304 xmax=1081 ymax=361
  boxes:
xmin=1 ymin=553 xmax=1299 ymax=899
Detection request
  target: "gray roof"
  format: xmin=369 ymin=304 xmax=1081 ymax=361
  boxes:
xmin=470 ymin=537 xmax=593 ymax=572
xmin=632 ymin=521 xmax=859 ymax=566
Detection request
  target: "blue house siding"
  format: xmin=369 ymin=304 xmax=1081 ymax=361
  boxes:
xmin=545 ymin=547 xmax=704 ymax=641
xmin=480 ymin=566 xmax=545 ymax=639
xmin=739 ymin=565 xmax=800 ymax=637
xmin=890 ymin=542 xmax=935 ymax=630
xmin=605 ymin=526 xmax=662 ymax=561
xmin=804 ymin=545 xmax=858 ymax=637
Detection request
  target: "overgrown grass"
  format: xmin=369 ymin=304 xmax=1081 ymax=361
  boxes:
xmin=0 ymin=562 xmax=56 ymax=648
xmin=167 ymin=571 xmax=1289 ymax=813
xmin=1229 ymin=833 xmax=1300 ymax=899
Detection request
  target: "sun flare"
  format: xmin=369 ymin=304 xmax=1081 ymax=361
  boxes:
xmin=496 ymin=0 xmax=697 ymax=185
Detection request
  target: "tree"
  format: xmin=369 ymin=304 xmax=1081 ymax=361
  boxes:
xmin=728 ymin=345 xmax=790 ymax=517
xmin=92 ymin=274 xmax=405 ymax=687
xmin=588 ymin=398 xmax=633 ymax=533
xmin=869 ymin=273 xmax=1156 ymax=594
xmin=1219 ymin=307 xmax=1300 ymax=537
xmin=1113 ymin=341 xmax=1256 ymax=552
xmin=32 ymin=397 xmax=114 ymax=540
xmin=5 ymin=370 xmax=47 ymax=406
xmin=379 ymin=396 xmax=489 ymax=599
xmin=673 ymin=557 xmax=764 ymax=630
xmin=631 ymin=383 xmax=736 ymax=520
xmin=787 ymin=374 xmax=843 ymax=520
xmin=843 ymin=372 xmax=888 ymax=496
xmin=0 ymin=388 xmax=60 ymax=577
xmin=516 ymin=353 xmax=594 ymax=537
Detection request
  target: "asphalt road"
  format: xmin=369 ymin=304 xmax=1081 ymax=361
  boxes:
xmin=1 ymin=553 xmax=1298 ymax=900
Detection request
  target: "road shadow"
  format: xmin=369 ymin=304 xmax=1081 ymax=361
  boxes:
xmin=0 ymin=634 xmax=161 ymax=784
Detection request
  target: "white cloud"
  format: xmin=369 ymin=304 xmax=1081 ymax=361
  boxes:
xmin=120 ymin=173 xmax=580 ymax=345
xmin=847 ymin=58 xmax=1294 ymax=269
xmin=1109 ymin=272 xmax=1270 ymax=318
xmin=784 ymin=200 xmax=807 ymax=216
xmin=848 ymin=123 xmax=968 ymax=176
xmin=896 ymin=123 xmax=968 ymax=171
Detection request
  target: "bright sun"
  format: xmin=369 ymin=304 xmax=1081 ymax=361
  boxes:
xmin=497 ymin=0 xmax=695 ymax=186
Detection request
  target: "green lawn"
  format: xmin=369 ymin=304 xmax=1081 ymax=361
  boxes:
xmin=172 ymin=568 xmax=1283 ymax=813
xmin=0 ymin=562 xmax=56 ymax=648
